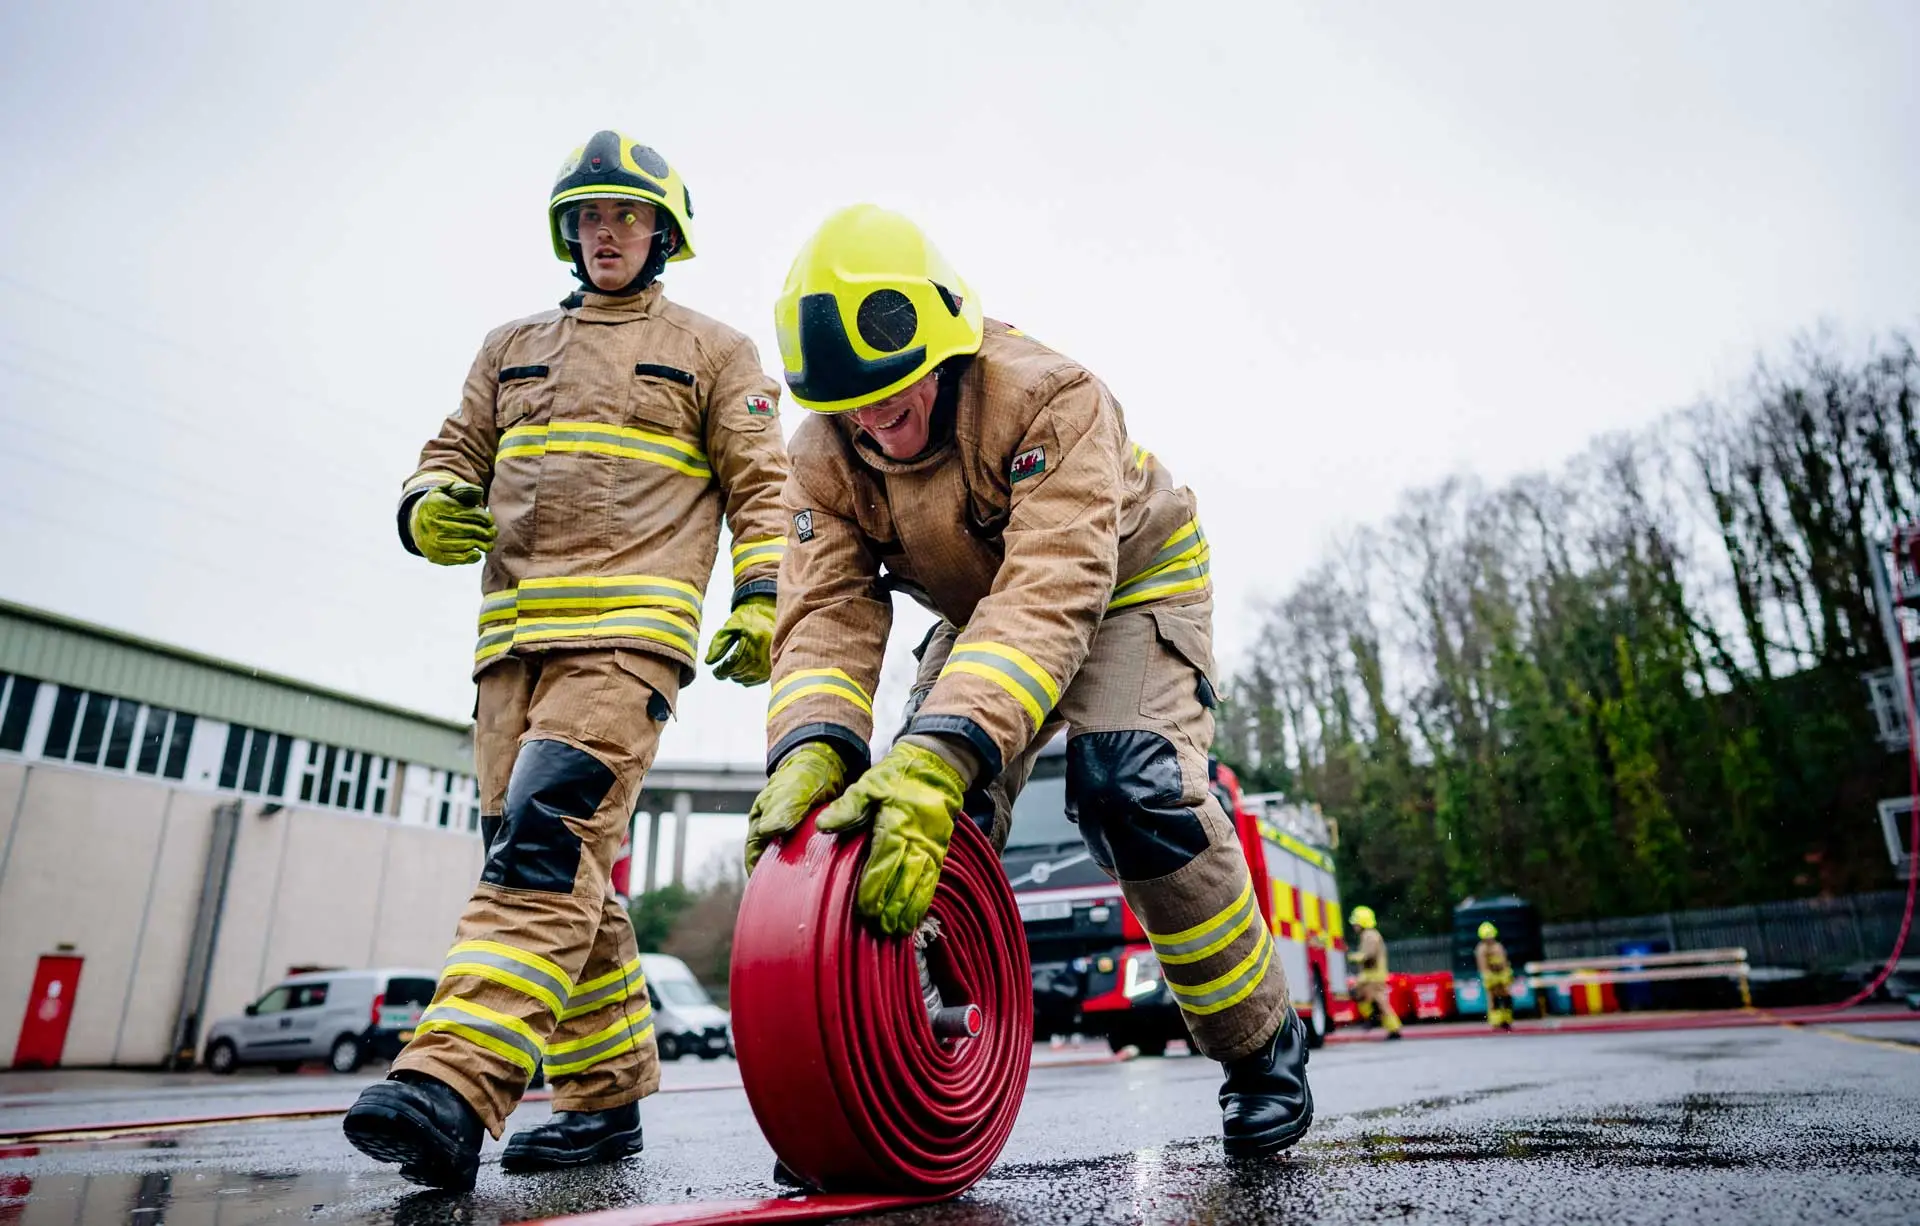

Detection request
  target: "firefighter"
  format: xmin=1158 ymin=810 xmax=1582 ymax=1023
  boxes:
xmin=742 ymin=205 xmax=1312 ymax=1160
xmin=1475 ymin=921 xmax=1515 ymax=1031
xmin=343 ymin=131 xmax=790 ymax=1192
xmin=1347 ymin=906 xmax=1403 ymax=1040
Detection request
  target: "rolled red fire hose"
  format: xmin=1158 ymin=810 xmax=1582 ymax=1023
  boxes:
xmin=730 ymin=809 xmax=1031 ymax=1196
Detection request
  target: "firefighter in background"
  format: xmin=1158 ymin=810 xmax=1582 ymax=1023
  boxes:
xmin=343 ymin=131 xmax=791 ymax=1192
xmin=742 ymin=205 xmax=1312 ymax=1160
xmin=1347 ymin=906 xmax=1403 ymax=1040
xmin=1476 ymin=921 xmax=1515 ymax=1031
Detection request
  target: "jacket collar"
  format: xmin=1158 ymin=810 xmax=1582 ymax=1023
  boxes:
xmin=562 ymin=280 xmax=665 ymax=324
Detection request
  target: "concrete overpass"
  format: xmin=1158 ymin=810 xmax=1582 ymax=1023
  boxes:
xmin=631 ymin=760 xmax=767 ymax=892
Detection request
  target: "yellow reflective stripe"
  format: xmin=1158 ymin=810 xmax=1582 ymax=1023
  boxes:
xmin=514 ymin=574 xmax=703 ymax=618
xmin=1173 ymin=931 xmax=1273 ymax=1015
xmin=730 ymin=537 xmax=786 ymax=581
xmin=1146 ymin=879 xmax=1255 ymax=949
xmin=1151 ymin=886 xmax=1258 ymax=966
xmin=416 ymin=998 xmax=546 ymax=1075
xmin=558 ymin=958 xmax=645 ymax=1021
xmin=544 ymin=1007 xmax=656 ymax=1076
xmin=495 ymin=420 xmax=712 ymax=478
xmin=731 ymin=536 xmax=787 ymax=559
xmin=939 ymin=642 xmax=1060 ymax=728
xmin=511 ymin=610 xmax=698 ymax=654
xmin=1131 ymin=443 xmax=1151 ymax=472
xmin=403 ymin=470 xmax=462 ymax=495
xmin=498 ymin=424 xmax=549 ymax=461
xmin=442 ymin=940 xmax=576 ymax=1018
xmin=768 ymin=668 xmax=874 ymax=720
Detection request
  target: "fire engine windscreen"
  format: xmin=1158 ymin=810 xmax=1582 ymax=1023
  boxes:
xmin=1006 ymin=759 xmax=1074 ymax=849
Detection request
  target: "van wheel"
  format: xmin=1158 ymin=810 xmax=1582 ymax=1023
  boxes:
xmin=658 ymin=1033 xmax=681 ymax=1062
xmin=206 ymin=1039 xmax=238 ymax=1075
xmin=329 ymin=1035 xmax=364 ymax=1074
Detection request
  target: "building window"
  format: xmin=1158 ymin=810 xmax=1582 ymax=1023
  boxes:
xmin=219 ymin=724 xmax=293 ymax=797
xmin=39 ymin=685 xmax=195 ymax=781
xmin=299 ymin=740 xmax=396 ymax=815
xmin=0 ymin=673 xmax=40 ymax=753
xmin=436 ymin=770 xmax=481 ymax=831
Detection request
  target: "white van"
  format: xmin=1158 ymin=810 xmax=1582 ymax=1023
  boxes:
xmin=203 ymin=968 xmax=438 ymax=1075
xmin=641 ymin=953 xmax=731 ymax=1061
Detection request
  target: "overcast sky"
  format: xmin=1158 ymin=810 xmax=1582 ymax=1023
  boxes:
xmin=2 ymin=2 xmax=1916 ymax=868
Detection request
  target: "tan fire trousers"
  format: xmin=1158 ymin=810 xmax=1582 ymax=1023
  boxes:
xmin=910 ymin=597 xmax=1286 ymax=1062
xmin=1354 ymin=976 xmax=1402 ymax=1033
xmin=393 ymin=648 xmax=676 ymax=1134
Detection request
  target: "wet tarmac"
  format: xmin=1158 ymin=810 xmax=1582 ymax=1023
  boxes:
xmin=3 ymin=1019 xmax=1917 ymax=1225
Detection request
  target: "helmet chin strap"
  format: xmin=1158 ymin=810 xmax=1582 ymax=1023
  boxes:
xmin=568 ymin=224 xmax=674 ymax=297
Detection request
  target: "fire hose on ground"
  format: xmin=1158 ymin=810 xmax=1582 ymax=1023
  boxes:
xmin=728 ymin=808 xmax=1033 ymax=1197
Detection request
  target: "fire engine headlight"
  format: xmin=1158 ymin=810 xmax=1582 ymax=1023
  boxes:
xmin=1123 ymin=951 xmax=1163 ymax=1000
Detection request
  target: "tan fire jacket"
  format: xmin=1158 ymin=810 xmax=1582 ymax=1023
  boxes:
xmin=1354 ymin=928 xmax=1390 ymax=981
xmin=767 ymin=321 xmax=1211 ymax=774
xmin=1475 ymin=939 xmax=1512 ymax=984
xmin=399 ymin=283 xmax=790 ymax=685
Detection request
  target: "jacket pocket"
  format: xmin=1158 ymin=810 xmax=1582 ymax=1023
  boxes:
xmin=629 ymin=364 xmax=700 ymax=433
xmin=495 ymin=366 xmax=553 ymax=429
xmin=1146 ymin=602 xmax=1217 ymax=713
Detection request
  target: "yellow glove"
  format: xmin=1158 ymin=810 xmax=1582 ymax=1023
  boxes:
xmin=704 ymin=595 xmax=775 ymax=686
xmin=744 ymin=742 xmax=846 ymax=873
xmin=409 ymin=482 xmax=496 ymax=565
xmin=816 ymin=741 xmax=965 ymax=937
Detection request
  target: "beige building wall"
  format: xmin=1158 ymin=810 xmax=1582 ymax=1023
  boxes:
xmin=0 ymin=768 xmax=170 ymax=1066
xmin=0 ymin=760 xmax=485 ymax=1067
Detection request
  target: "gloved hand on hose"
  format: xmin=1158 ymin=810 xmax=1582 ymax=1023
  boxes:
xmin=410 ymin=482 xmax=496 ymax=565
xmin=705 ymin=595 xmax=775 ymax=686
xmin=744 ymin=742 xmax=846 ymax=873
xmin=816 ymin=740 xmax=967 ymax=937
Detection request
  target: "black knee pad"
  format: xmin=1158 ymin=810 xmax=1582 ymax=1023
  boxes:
xmin=482 ymin=739 xmax=614 ymax=893
xmin=1065 ymin=731 xmax=1210 ymax=881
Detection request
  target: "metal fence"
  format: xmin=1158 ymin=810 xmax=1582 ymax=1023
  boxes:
xmin=1383 ymin=890 xmax=1911 ymax=976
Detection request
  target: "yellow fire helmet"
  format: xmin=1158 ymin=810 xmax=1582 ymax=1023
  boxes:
xmin=1349 ymin=905 xmax=1377 ymax=930
xmin=1478 ymin=921 xmax=1499 ymax=941
xmin=547 ymin=130 xmax=696 ymax=268
xmin=774 ymin=204 xmax=984 ymax=413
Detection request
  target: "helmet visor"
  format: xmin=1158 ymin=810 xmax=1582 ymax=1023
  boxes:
xmin=558 ymin=199 xmax=659 ymax=245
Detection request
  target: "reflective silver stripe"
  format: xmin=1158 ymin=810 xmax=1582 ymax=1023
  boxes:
xmin=514 ymin=580 xmax=701 ymax=614
xmin=417 ymin=1000 xmax=545 ymax=1072
xmin=512 ymin=610 xmax=699 ymax=654
xmin=561 ymin=960 xmax=644 ymax=1020
xmin=770 ymin=670 xmax=869 ymax=707
xmin=1149 ymin=884 xmax=1258 ymax=964
xmin=545 ymin=1008 xmax=655 ymax=1075
xmin=441 ymin=944 xmax=575 ymax=1017
xmin=946 ymin=647 xmax=1057 ymax=716
xmin=479 ymin=590 xmax=518 ymax=622
xmin=546 ymin=425 xmax=711 ymax=476
xmin=1112 ymin=557 xmax=1211 ymax=604
xmin=1169 ymin=932 xmax=1273 ymax=1016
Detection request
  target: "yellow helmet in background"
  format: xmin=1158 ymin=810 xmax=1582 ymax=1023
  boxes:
xmin=1349 ymin=905 xmax=1377 ymax=930
xmin=548 ymin=130 xmax=696 ymax=280
xmin=774 ymin=204 xmax=984 ymax=413
xmin=1478 ymin=921 xmax=1499 ymax=941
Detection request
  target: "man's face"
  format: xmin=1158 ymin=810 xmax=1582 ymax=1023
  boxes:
xmin=566 ymin=198 xmax=658 ymax=291
xmin=846 ymin=373 xmax=940 ymax=458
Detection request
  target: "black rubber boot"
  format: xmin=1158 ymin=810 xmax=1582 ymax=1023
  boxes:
xmin=772 ymin=1158 xmax=815 ymax=1191
xmin=343 ymin=1072 xmax=484 ymax=1192
xmin=1219 ymin=1007 xmax=1314 ymax=1159
xmin=501 ymin=1102 xmax=644 ymax=1173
